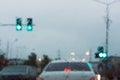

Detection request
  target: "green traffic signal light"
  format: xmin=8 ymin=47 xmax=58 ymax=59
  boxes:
xmin=16 ymin=18 xmax=22 ymax=31
xmin=27 ymin=18 xmax=33 ymax=31
xmin=16 ymin=25 xmax=22 ymax=31
xmin=99 ymin=52 xmax=107 ymax=58
xmin=27 ymin=25 xmax=32 ymax=30
xmin=95 ymin=52 xmax=107 ymax=58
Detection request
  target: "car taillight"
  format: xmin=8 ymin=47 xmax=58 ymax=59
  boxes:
xmin=90 ymin=76 xmax=97 ymax=80
xmin=64 ymin=67 xmax=71 ymax=72
xmin=36 ymin=77 xmax=44 ymax=80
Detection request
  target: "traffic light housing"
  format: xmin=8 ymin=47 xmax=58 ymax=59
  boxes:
xmin=27 ymin=18 xmax=33 ymax=31
xmin=95 ymin=46 xmax=108 ymax=58
xmin=16 ymin=18 xmax=22 ymax=31
xmin=95 ymin=52 xmax=108 ymax=58
xmin=99 ymin=52 xmax=107 ymax=58
xmin=97 ymin=46 xmax=104 ymax=53
xmin=95 ymin=53 xmax=99 ymax=58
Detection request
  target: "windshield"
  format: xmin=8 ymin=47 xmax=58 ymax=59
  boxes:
xmin=45 ymin=62 xmax=91 ymax=71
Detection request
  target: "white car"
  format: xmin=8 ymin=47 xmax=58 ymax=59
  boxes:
xmin=36 ymin=60 xmax=97 ymax=80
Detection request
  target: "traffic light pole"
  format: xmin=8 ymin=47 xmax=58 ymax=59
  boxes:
xmin=93 ymin=0 xmax=119 ymax=57
xmin=105 ymin=4 xmax=110 ymax=56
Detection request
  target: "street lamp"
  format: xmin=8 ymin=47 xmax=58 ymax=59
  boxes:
xmin=37 ymin=58 xmax=43 ymax=73
xmin=86 ymin=50 xmax=92 ymax=61
xmin=71 ymin=52 xmax=76 ymax=60
xmin=10 ymin=38 xmax=18 ymax=59
xmin=82 ymin=58 xmax=86 ymax=62
xmin=86 ymin=51 xmax=90 ymax=56
xmin=38 ymin=58 xmax=42 ymax=62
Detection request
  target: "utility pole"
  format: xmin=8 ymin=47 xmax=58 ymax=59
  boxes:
xmin=57 ymin=49 xmax=61 ymax=60
xmin=89 ymin=49 xmax=92 ymax=61
xmin=93 ymin=0 xmax=119 ymax=56
xmin=86 ymin=49 xmax=92 ymax=61
xmin=0 ymin=40 xmax=1 ymax=48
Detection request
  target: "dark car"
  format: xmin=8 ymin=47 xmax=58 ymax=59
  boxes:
xmin=0 ymin=65 xmax=37 ymax=80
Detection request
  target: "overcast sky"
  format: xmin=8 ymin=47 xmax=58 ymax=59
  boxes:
xmin=0 ymin=0 xmax=120 ymax=60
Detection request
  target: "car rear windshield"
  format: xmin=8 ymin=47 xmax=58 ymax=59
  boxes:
xmin=45 ymin=62 xmax=91 ymax=71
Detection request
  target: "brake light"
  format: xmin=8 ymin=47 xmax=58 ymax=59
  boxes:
xmin=36 ymin=77 xmax=44 ymax=80
xmin=64 ymin=67 xmax=71 ymax=72
xmin=90 ymin=76 xmax=97 ymax=80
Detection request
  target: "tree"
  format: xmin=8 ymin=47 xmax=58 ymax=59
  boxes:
xmin=41 ymin=54 xmax=51 ymax=70
xmin=24 ymin=52 xmax=37 ymax=67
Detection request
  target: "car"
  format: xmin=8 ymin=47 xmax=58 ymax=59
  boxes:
xmin=0 ymin=65 xmax=37 ymax=80
xmin=36 ymin=60 xmax=97 ymax=80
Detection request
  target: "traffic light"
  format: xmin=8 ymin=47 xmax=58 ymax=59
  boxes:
xmin=16 ymin=18 xmax=22 ymax=31
xmin=97 ymin=46 xmax=104 ymax=53
xmin=95 ymin=52 xmax=108 ymax=58
xmin=95 ymin=46 xmax=108 ymax=58
xmin=26 ymin=18 xmax=33 ymax=31
xmin=98 ymin=52 xmax=107 ymax=58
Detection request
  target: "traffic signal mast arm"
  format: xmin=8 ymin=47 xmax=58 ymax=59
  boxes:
xmin=0 ymin=24 xmax=35 ymax=26
xmin=0 ymin=24 xmax=16 ymax=26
